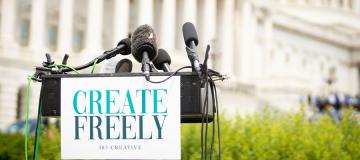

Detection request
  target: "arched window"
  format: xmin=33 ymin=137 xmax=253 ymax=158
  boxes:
xmin=129 ymin=0 xmax=139 ymax=33
xmin=46 ymin=0 xmax=59 ymax=51
xmin=102 ymin=0 xmax=114 ymax=50
xmin=16 ymin=85 xmax=26 ymax=120
xmin=16 ymin=0 xmax=31 ymax=46
xmin=73 ymin=0 xmax=87 ymax=52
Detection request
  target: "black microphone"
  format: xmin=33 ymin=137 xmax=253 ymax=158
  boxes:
xmin=115 ymin=58 xmax=133 ymax=73
xmin=182 ymin=22 xmax=201 ymax=76
xmin=131 ymin=24 xmax=158 ymax=80
xmin=98 ymin=38 xmax=131 ymax=63
xmin=153 ymin=49 xmax=171 ymax=72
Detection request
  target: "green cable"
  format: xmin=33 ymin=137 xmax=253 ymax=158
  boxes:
xmin=48 ymin=64 xmax=80 ymax=74
xmin=24 ymin=64 xmax=81 ymax=159
xmin=34 ymin=99 xmax=42 ymax=160
xmin=24 ymin=76 xmax=32 ymax=160
xmin=91 ymin=58 xmax=98 ymax=74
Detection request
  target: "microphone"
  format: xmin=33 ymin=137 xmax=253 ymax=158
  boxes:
xmin=153 ymin=49 xmax=171 ymax=72
xmin=182 ymin=22 xmax=201 ymax=77
xmin=115 ymin=58 xmax=133 ymax=73
xmin=131 ymin=24 xmax=158 ymax=80
xmin=97 ymin=38 xmax=131 ymax=63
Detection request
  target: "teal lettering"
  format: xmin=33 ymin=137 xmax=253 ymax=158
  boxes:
xmin=106 ymin=90 xmax=120 ymax=114
xmin=73 ymin=90 xmax=86 ymax=114
xmin=136 ymin=89 xmax=151 ymax=114
xmin=90 ymin=90 xmax=102 ymax=114
xmin=121 ymin=90 xmax=135 ymax=114
xmin=153 ymin=89 xmax=168 ymax=113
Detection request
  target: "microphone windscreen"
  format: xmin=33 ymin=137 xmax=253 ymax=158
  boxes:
xmin=153 ymin=49 xmax=171 ymax=70
xmin=117 ymin=38 xmax=131 ymax=55
xmin=182 ymin=22 xmax=198 ymax=47
xmin=131 ymin=24 xmax=158 ymax=62
xmin=115 ymin=58 xmax=133 ymax=73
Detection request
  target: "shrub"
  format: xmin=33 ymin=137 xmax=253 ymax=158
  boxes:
xmin=182 ymin=110 xmax=360 ymax=160
xmin=1 ymin=110 xmax=359 ymax=160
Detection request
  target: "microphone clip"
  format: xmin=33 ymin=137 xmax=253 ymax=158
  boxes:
xmin=185 ymin=46 xmax=202 ymax=78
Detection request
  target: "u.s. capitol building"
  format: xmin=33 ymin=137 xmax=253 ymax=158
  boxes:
xmin=0 ymin=0 xmax=359 ymax=129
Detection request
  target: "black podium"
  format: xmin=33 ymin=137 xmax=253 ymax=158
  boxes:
xmin=40 ymin=72 xmax=214 ymax=123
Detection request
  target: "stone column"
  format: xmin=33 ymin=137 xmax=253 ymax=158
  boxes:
xmin=219 ymin=0 xmax=235 ymax=76
xmin=264 ymin=14 xmax=273 ymax=78
xmin=295 ymin=0 xmax=305 ymax=5
xmin=0 ymin=0 xmax=17 ymax=49
xmin=113 ymin=0 xmax=129 ymax=45
xmin=160 ymin=0 xmax=176 ymax=50
xmin=182 ymin=0 xmax=197 ymax=25
xmin=138 ymin=0 xmax=154 ymax=25
xmin=58 ymin=0 xmax=74 ymax=53
xmin=343 ymin=0 xmax=350 ymax=9
xmin=236 ymin=0 xmax=253 ymax=82
xmin=100 ymin=0 xmax=129 ymax=74
xmin=30 ymin=0 xmax=46 ymax=53
xmin=201 ymin=0 xmax=216 ymax=68
xmin=330 ymin=0 xmax=338 ymax=8
xmin=84 ymin=0 xmax=104 ymax=54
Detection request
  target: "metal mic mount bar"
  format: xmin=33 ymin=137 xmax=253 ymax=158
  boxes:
xmin=40 ymin=72 xmax=214 ymax=123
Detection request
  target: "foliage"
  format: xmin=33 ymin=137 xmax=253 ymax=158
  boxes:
xmin=1 ymin=110 xmax=359 ymax=160
xmin=0 ymin=121 xmax=60 ymax=160
xmin=182 ymin=109 xmax=360 ymax=160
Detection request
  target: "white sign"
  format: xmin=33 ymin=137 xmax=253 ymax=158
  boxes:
xmin=61 ymin=76 xmax=181 ymax=159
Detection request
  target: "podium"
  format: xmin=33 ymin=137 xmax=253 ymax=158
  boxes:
xmin=40 ymin=72 xmax=214 ymax=123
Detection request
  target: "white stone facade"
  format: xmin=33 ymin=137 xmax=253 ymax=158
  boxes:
xmin=0 ymin=0 xmax=359 ymax=129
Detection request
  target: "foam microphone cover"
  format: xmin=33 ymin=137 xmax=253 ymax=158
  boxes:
xmin=153 ymin=49 xmax=171 ymax=70
xmin=115 ymin=58 xmax=133 ymax=73
xmin=131 ymin=24 xmax=158 ymax=62
xmin=182 ymin=22 xmax=199 ymax=47
xmin=117 ymin=38 xmax=131 ymax=55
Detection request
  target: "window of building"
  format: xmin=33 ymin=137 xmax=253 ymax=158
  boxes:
xmin=175 ymin=0 xmax=184 ymax=50
xmin=73 ymin=30 xmax=84 ymax=52
xmin=16 ymin=86 xmax=26 ymax=120
xmin=285 ymin=52 xmax=290 ymax=64
xmin=129 ymin=0 xmax=139 ymax=33
xmin=73 ymin=0 xmax=87 ymax=52
xmin=102 ymin=0 xmax=114 ymax=50
xmin=320 ymin=62 xmax=324 ymax=74
xmin=270 ymin=49 xmax=275 ymax=61
xmin=153 ymin=0 xmax=162 ymax=42
xmin=16 ymin=0 xmax=31 ymax=46
xmin=46 ymin=0 xmax=59 ymax=51
xmin=47 ymin=25 xmax=58 ymax=51
xmin=19 ymin=20 xmax=30 ymax=46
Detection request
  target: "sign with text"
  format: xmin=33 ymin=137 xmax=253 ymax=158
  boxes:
xmin=61 ymin=76 xmax=181 ymax=159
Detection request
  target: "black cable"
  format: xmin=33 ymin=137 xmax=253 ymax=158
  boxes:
xmin=145 ymin=66 xmax=192 ymax=83
xmin=204 ymin=72 xmax=210 ymax=160
xmin=213 ymin=80 xmax=222 ymax=160
xmin=200 ymin=76 xmax=207 ymax=159
xmin=33 ymin=96 xmax=42 ymax=160
xmin=36 ymin=50 xmax=128 ymax=73
xmin=201 ymin=80 xmax=209 ymax=160
xmin=200 ymin=56 xmax=211 ymax=160
xmin=209 ymin=77 xmax=216 ymax=160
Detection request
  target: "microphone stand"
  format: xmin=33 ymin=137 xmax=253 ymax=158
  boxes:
xmin=141 ymin=51 xmax=151 ymax=80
